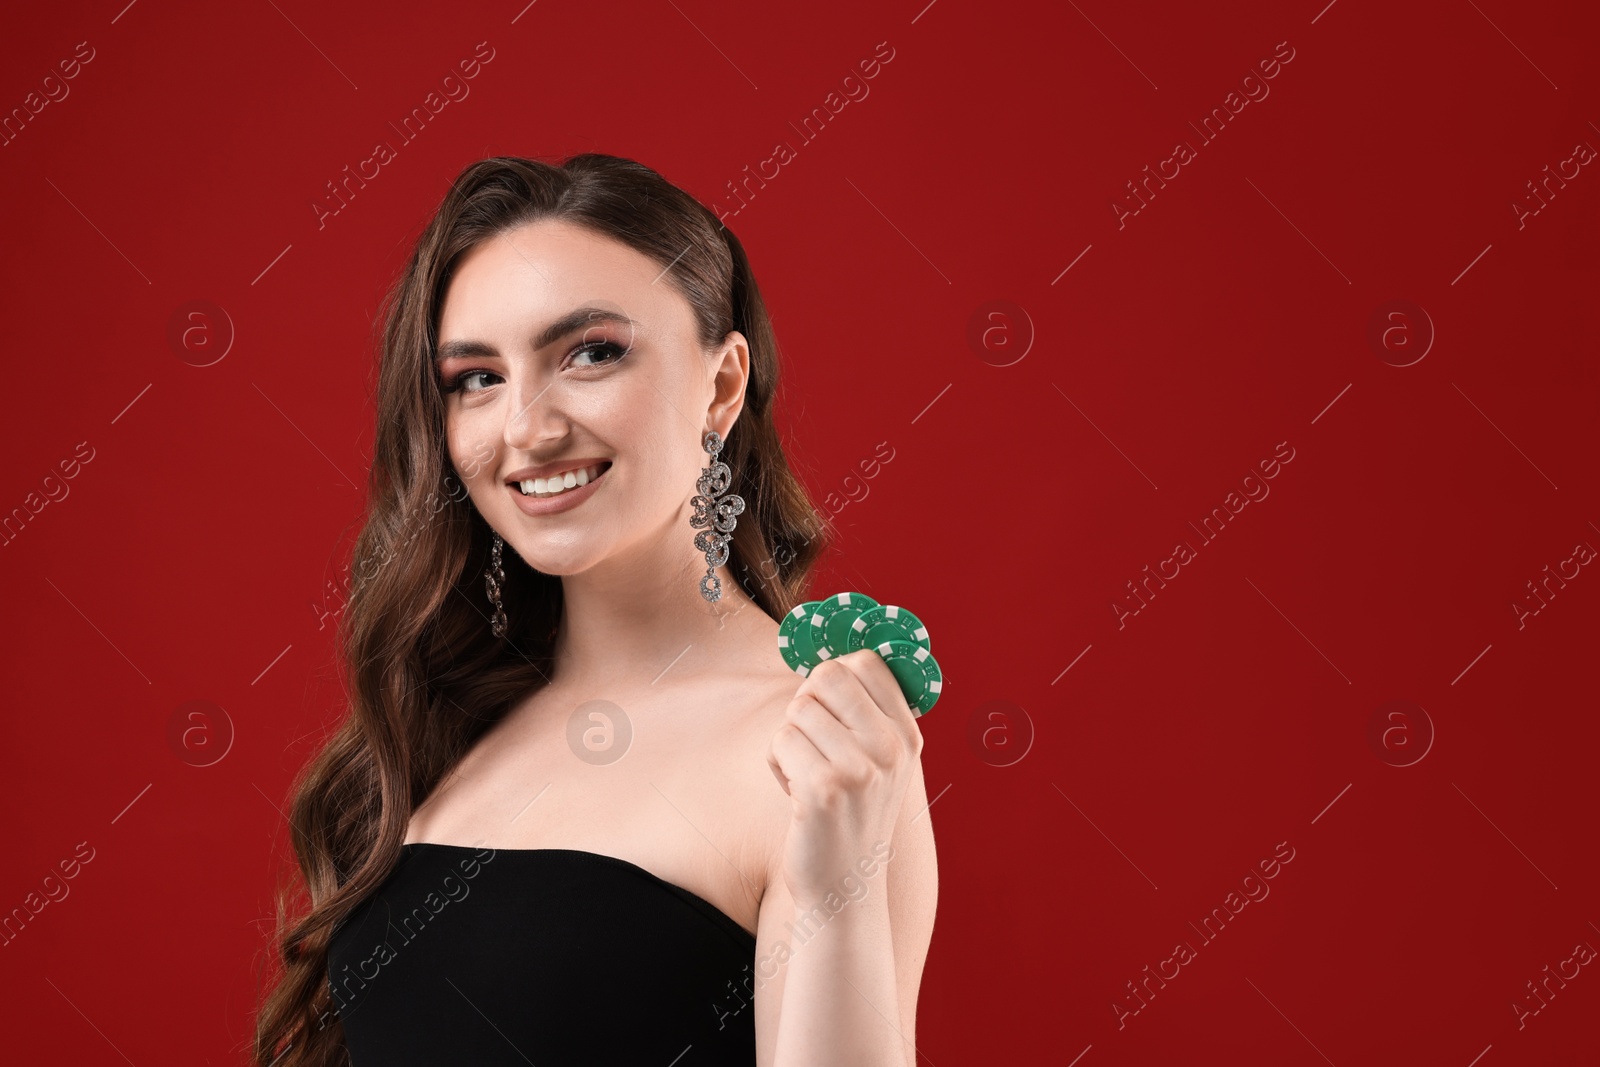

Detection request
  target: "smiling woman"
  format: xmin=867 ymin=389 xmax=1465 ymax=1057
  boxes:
xmin=254 ymin=154 xmax=938 ymax=1067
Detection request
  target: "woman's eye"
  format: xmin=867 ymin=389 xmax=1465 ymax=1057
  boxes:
xmin=445 ymin=370 xmax=499 ymax=394
xmin=571 ymin=341 xmax=628 ymax=368
xmin=443 ymin=342 xmax=623 ymax=393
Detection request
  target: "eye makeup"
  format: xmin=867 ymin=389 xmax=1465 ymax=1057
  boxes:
xmin=438 ymin=337 xmax=632 ymax=394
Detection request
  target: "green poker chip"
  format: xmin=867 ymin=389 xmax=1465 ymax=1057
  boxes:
xmin=845 ymin=604 xmax=930 ymax=655
xmin=875 ymin=639 xmax=942 ymax=716
xmin=778 ymin=600 xmax=823 ymax=675
xmin=810 ymin=591 xmax=879 ymax=662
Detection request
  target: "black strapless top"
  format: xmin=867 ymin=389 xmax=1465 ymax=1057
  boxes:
xmin=326 ymin=843 xmax=759 ymax=1065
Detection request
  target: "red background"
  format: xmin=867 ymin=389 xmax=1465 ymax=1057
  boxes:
xmin=2 ymin=1 xmax=1597 ymax=1063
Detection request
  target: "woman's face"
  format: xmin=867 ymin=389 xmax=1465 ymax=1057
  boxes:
xmin=435 ymin=218 xmax=747 ymax=579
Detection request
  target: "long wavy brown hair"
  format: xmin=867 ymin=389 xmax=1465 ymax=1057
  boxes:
xmin=252 ymin=153 xmax=830 ymax=1067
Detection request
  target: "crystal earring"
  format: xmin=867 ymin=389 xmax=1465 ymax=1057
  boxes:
xmin=486 ymin=532 xmax=507 ymax=638
xmin=689 ymin=429 xmax=745 ymax=602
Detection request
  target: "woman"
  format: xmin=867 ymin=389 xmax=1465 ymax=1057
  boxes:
xmin=254 ymin=153 xmax=938 ymax=1066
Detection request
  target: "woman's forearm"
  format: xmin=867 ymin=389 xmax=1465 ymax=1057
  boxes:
xmin=772 ymin=883 xmax=911 ymax=1067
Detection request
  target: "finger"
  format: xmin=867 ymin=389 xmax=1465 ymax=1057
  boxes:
xmin=832 ymin=647 xmax=920 ymax=734
xmin=795 ymin=657 xmax=882 ymax=735
xmin=769 ymin=715 xmax=828 ymax=794
xmin=785 ymin=692 xmax=861 ymax=766
xmin=766 ymin=748 xmax=790 ymax=795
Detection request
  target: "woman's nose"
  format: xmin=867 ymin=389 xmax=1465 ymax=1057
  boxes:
xmin=502 ymin=374 xmax=568 ymax=450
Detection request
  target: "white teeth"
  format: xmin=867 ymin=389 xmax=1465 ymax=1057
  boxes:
xmin=518 ymin=463 xmax=605 ymax=498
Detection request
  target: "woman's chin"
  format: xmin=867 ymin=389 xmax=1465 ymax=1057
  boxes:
xmin=506 ymin=540 xmax=603 ymax=578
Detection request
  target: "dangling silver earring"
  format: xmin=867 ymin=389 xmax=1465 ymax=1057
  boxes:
xmin=486 ymin=532 xmax=508 ymax=638
xmin=689 ymin=429 xmax=745 ymax=602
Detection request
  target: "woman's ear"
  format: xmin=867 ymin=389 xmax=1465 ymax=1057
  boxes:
xmin=707 ymin=329 xmax=751 ymax=434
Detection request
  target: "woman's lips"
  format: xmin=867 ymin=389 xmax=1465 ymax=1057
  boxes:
xmin=512 ymin=460 xmax=611 ymax=498
xmin=507 ymin=462 xmax=610 ymax=516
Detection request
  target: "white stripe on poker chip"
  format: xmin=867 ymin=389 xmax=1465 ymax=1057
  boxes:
xmin=885 ymin=606 xmax=899 ymax=618
xmin=852 ymin=618 xmax=866 ymax=632
xmin=914 ymin=627 xmax=928 ymax=640
xmin=816 ymin=647 xmax=832 ymax=659
xmin=913 ymin=647 xmax=929 ymax=661
xmin=929 ymin=680 xmax=941 ymax=692
xmin=778 ymin=636 xmax=791 ymax=648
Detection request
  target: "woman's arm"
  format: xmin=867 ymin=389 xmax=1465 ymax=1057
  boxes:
xmin=753 ymin=747 xmax=939 ymax=1067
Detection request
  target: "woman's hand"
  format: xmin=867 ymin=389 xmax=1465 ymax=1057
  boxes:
xmin=766 ymin=648 xmax=926 ymax=903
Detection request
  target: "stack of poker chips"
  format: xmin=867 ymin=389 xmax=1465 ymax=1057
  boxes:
xmin=777 ymin=591 xmax=943 ymax=717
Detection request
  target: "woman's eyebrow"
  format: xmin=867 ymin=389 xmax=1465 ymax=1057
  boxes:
xmin=435 ymin=307 xmax=639 ymax=363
